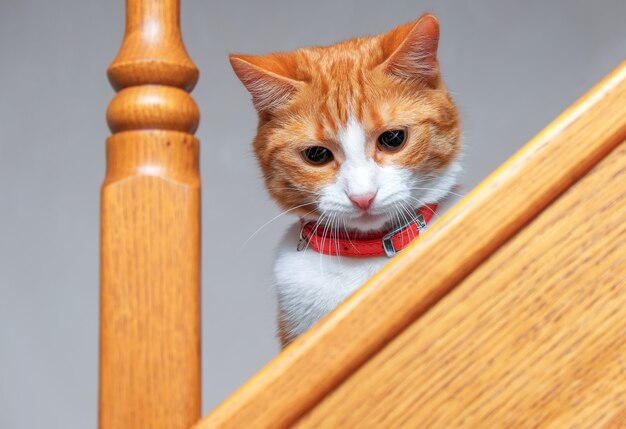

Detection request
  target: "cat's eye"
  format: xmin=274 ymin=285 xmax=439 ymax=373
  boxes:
xmin=302 ymin=146 xmax=334 ymax=165
xmin=378 ymin=129 xmax=406 ymax=151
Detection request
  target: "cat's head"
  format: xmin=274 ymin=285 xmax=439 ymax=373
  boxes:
xmin=231 ymin=14 xmax=461 ymax=232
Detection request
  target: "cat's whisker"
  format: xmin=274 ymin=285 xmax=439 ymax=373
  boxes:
xmin=326 ymin=215 xmax=334 ymax=260
xmin=396 ymin=202 xmax=415 ymax=248
xmin=327 ymin=212 xmax=338 ymax=265
xmin=396 ymin=201 xmax=414 ymax=246
xmin=318 ymin=212 xmax=335 ymax=275
xmin=333 ymin=214 xmax=341 ymax=259
xmin=398 ymin=200 xmax=419 ymax=243
xmin=242 ymin=201 xmax=317 ymax=248
xmin=405 ymin=196 xmax=439 ymax=220
xmin=301 ymin=210 xmax=328 ymax=254
xmin=391 ymin=203 xmax=401 ymax=229
xmin=328 ymin=214 xmax=336 ymax=261
xmin=391 ymin=203 xmax=401 ymax=244
xmin=393 ymin=202 xmax=406 ymax=247
xmin=395 ymin=206 xmax=405 ymax=239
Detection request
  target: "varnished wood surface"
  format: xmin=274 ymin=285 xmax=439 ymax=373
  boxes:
xmin=296 ymin=141 xmax=626 ymax=428
xmin=107 ymin=0 xmax=198 ymax=91
xmin=99 ymin=1 xmax=201 ymax=428
xmin=196 ymin=62 xmax=626 ymax=429
xmin=107 ymin=86 xmax=199 ymax=134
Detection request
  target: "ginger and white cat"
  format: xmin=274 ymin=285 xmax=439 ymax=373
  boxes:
xmin=230 ymin=13 xmax=461 ymax=347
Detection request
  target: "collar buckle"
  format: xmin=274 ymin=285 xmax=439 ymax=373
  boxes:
xmin=381 ymin=213 xmax=426 ymax=257
xmin=297 ymin=221 xmax=313 ymax=252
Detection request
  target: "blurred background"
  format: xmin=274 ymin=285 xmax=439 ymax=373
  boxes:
xmin=1 ymin=0 xmax=625 ymax=427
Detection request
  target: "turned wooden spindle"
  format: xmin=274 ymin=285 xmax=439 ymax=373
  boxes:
xmin=99 ymin=1 xmax=201 ymax=428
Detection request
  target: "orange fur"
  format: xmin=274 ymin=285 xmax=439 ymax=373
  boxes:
xmin=231 ymin=14 xmax=460 ymax=219
xmin=277 ymin=308 xmax=295 ymax=348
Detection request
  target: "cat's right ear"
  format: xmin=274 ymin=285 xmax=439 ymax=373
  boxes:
xmin=229 ymin=54 xmax=303 ymax=112
xmin=380 ymin=14 xmax=440 ymax=83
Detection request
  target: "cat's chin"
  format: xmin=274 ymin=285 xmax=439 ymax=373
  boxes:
xmin=344 ymin=213 xmax=392 ymax=233
xmin=300 ymin=212 xmax=392 ymax=233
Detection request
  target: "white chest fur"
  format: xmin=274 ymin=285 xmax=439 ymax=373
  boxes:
xmin=272 ymin=189 xmax=459 ymax=342
xmin=273 ymin=223 xmax=389 ymax=339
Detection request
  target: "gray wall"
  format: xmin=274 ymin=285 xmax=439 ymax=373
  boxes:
xmin=1 ymin=1 xmax=624 ymax=427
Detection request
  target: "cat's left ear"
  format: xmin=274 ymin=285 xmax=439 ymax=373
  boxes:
xmin=380 ymin=13 xmax=440 ymax=82
xmin=229 ymin=54 xmax=303 ymax=112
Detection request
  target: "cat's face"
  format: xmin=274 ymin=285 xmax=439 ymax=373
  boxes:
xmin=231 ymin=14 xmax=460 ymax=231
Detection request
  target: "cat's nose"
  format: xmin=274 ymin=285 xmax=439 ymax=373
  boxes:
xmin=348 ymin=192 xmax=377 ymax=211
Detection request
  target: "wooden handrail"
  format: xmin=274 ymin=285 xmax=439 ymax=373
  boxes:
xmin=99 ymin=1 xmax=201 ymax=428
xmin=196 ymin=61 xmax=626 ymax=429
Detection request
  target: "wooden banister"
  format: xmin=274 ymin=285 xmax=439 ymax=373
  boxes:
xmin=99 ymin=1 xmax=201 ymax=428
xmin=195 ymin=62 xmax=626 ymax=429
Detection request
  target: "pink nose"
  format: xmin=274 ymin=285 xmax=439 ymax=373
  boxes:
xmin=348 ymin=192 xmax=377 ymax=211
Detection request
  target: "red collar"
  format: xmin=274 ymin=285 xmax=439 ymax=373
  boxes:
xmin=298 ymin=204 xmax=437 ymax=258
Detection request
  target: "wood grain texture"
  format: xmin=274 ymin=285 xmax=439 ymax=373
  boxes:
xmin=99 ymin=1 xmax=201 ymax=428
xmin=196 ymin=62 xmax=626 ymax=429
xmin=296 ymin=141 xmax=626 ymax=429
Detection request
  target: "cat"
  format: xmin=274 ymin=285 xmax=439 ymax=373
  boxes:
xmin=230 ymin=13 xmax=461 ymax=348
